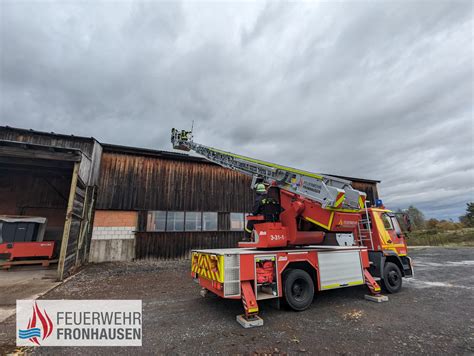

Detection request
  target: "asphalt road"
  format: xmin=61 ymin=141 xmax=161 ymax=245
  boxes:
xmin=1 ymin=247 xmax=473 ymax=355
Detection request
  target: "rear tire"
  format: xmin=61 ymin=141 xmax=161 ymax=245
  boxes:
xmin=381 ymin=262 xmax=402 ymax=293
xmin=283 ymin=269 xmax=314 ymax=311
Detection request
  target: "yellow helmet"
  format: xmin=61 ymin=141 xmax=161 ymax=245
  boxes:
xmin=255 ymin=183 xmax=267 ymax=194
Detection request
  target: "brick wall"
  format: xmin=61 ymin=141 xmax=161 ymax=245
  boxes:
xmin=92 ymin=210 xmax=137 ymax=240
xmin=93 ymin=210 xmax=137 ymax=227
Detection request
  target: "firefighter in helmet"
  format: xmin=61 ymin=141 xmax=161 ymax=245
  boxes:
xmin=252 ymin=183 xmax=268 ymax=213
xmin=244 ymin=183 xmax=282 ymax=240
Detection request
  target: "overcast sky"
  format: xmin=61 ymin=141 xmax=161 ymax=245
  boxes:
xmin=0 ymin=1 xmax=472 ymax=220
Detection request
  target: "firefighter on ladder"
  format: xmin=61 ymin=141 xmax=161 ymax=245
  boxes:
xmin=244 ymin=184 xmax=281 ymax=241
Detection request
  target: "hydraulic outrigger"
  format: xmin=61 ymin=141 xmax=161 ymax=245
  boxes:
xmin=171 ymin=128 xmax=413 ymax=327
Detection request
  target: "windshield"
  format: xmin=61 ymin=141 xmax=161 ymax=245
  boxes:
xmin=381 ymin=213 xmax=393 ymax=230
xmin=391 ymin=216 xmax=402 ymax=235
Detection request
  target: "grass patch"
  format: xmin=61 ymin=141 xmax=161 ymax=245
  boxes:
xmin=407 ymin=228 xmax=474 ymax=246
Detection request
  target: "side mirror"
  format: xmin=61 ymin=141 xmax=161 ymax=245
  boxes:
xmin=394 ymin=213 xmax=411 ymax=234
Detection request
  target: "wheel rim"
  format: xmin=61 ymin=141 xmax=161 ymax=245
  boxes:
xmin=291 ymin=278 xmax=308 ymax=301
xmin=387 ymin=270 xmax=400 ymax=287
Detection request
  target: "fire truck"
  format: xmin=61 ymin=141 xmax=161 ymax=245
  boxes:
xmin=171 ymin=128 xmax=413 ymax=327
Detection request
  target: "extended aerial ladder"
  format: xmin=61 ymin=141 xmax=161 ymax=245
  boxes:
xmin=171 ymin=128 xmax=366 ymax=211
xmin=172 ymin=127 xmax=413 ymax=327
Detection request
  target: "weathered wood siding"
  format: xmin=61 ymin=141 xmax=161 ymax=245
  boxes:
xmin=0 ymin=127 xmax=103 ymax=186
xmin=0 ymin=127 xmax=95 ymax=157
xmin=351 ymin=181 xmax=379 ymax=205
xmin=135 ymin=231 xmax=244 ymax=260
xmin=96 ymin=151 xmax=254 ymax=212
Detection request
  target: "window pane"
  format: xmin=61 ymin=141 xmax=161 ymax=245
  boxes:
xmin=381 ymin=214 xmax=393 ymax=230
xmin=391 ymin=217 xmax=402 ymax=235
xmin=166 ymin=211 xmax=184 ymax=231
xmin=203 ymin=212 xmax=218 ymax=231
xmin=147 ymin=211 xmax=166 ymax=232
xmin=185 ymin=212 xmax=202 ymax=231
xmin=230 ymin=213 xmax=244 ymax=231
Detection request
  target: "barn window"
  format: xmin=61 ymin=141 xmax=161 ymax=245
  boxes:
xmin=185 ymin=212 xmax=202 ymax=231
xmin=230 ymin=213 xmax=245 ymax=231
xmin=147 ymin=211 xmax=167 ymax=231
xmin=166 ymin=211 xmax=185 ymax=231
xmin=146 ymin=211 xmax=219 ymax=232
xmin=202 ymin=212 xmax=218 ymax=231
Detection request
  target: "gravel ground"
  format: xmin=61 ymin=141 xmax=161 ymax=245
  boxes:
xmin=1 ymin=247 xmax=473 ymax=355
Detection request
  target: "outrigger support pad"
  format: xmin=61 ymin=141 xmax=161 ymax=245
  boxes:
xmin=241 ymin=281 xmax=259 ymax=317
xmin=237 ymin=280 xmax=263 ymax=327
xmin=236 ymin=314 xmax=264 ymax=328
xmin=363 ymin=269 xmax=388 ymax=302
xmin=364 ymin=269 xmax=382 ymax=295
xmin=364 ymin=294 xmax=389 ymax=303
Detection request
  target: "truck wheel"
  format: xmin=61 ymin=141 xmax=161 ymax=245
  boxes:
xmin=283 ymin=269 xmax=314 ymax=311
xmin=382 ymin=262 xmax=402 ymax=293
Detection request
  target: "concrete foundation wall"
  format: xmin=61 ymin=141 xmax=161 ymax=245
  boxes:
xmin=89 ymin=238 xmax=135 ymax=263
xmin=89 ymin=210 xmax=137 ymax=263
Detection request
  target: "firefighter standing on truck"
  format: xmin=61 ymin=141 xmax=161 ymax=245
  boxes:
xmin=244 ymin=184 xmax=281 ymax=240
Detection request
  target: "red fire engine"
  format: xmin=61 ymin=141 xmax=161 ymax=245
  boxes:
xmin=171 ymin=128 xmax=413 ymax=327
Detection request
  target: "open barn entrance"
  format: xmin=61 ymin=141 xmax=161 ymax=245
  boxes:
xmin=0 ymin=155 xmax=72 ymax=261
xmin=0 ymin=140 xmax=96 ymax=280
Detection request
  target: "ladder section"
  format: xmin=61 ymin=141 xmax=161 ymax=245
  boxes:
xmin=357 ymin=200 xmax=374 ymax=250
xmin=171 ymin=128 xmax=366 ymax=210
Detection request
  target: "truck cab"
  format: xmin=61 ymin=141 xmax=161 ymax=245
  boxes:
xmin=365 ymin=208 xmax=413 ymax=293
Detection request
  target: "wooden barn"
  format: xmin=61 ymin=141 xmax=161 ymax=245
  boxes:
xmin=0 ymin=126 xmax=380 ymax=269
xmin=0 ymin=127 xmax=102 ymax=280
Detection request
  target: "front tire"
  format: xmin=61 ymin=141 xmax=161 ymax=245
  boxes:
xmin=382 ymin=262 xmax=402 ymax=293
xmin=283 ymin=269 xmax=314 ymax=311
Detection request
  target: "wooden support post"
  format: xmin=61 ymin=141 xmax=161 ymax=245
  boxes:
xmin=57 ymin=162 xmax=80 ymax=281
xmin=75 ymin=185 xmax=92 ymax=267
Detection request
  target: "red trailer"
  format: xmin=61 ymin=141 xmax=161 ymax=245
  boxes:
xmin=0 ymin=216 xmax=55 ymax=269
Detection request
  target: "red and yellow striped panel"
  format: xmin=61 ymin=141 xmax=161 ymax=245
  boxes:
xmin=334 ymin=192 xmax=345 ymax=208
xmin=191 ymin=252 xmax=224 ymax=283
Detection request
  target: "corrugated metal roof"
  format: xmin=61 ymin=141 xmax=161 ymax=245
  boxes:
xmin=0 ymin=139 xmax=82 ymax=161
xmin=102 ymin=143 xmax=210 ymax=163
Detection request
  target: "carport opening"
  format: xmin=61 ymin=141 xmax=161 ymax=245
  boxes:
xmin=0 ymin=156 xmax=73 ymax=269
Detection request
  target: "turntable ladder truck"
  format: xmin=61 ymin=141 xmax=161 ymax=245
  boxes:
xmin=171 ymin=128 xmax=413 ymax=327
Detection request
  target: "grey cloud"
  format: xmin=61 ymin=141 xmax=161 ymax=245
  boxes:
xmin=0 ymin=1 xmax=472 ymax=220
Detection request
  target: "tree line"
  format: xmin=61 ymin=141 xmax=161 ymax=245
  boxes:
xmin=397 ymin=202 xmax=474 ymax=231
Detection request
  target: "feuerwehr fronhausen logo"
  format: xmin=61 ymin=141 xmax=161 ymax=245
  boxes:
xmin=17 ymin=300 xmax=142 ymax=346
xmin=18 ymin=302 xmax=54 ymax=345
